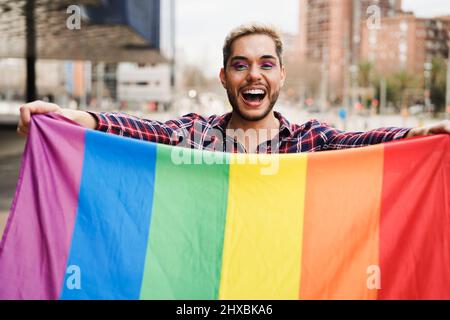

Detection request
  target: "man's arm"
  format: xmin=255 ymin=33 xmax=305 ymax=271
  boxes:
xmin=17 ymin=100 xmax=96 ymax=136
xmin=17 ymin=100 xmax=176 ymax=143
xmin=87 ymin=111 xmax=182 ymax=144
xmin=317 ymin=119 xmax=450 ymax=151
xmin=17 ymin=100 xmax=191 ymax=145
xmin=404 ymin=121 xmax=450 ymax=138
xmin=320 ymin=124 xmax=410 ymax=151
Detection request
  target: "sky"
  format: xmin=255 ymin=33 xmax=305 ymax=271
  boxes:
xmin=175 ymin=0 xmax=450 ymax=78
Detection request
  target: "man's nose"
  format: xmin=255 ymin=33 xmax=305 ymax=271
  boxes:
xmin=246 ymin=64 xmax=262 ymax=82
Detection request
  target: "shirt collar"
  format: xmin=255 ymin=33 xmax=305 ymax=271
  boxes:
xmin=210 ymin=111 xmax=293 ymax=136
xmin=210 ymin=112 xmax=232 ymax=131
xmin=274 ymin=111 xmax=293 ymax=136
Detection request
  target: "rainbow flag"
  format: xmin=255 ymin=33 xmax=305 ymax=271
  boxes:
xmin=0 ymin=114 xmax=449 ymax=300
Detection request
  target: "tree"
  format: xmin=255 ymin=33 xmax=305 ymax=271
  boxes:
xmin=283 ymin=56 xmax=321 ymax=103
xmin=429 ymin=57 xmax=447 ymax=114
xmin=182 ymin=65 xmax=208 ymax=89
xmin=356 ymin=61 xmax=376 ymax=109
xmin=373 ymin=75 xmax=397 ymax=111
xmin=372 ymin=70 xmax=422 ymax=113
xmin=358 ymin=61 xmax=374 ymax=88
xmin=390 ymin=70 xmax=422 ymax=112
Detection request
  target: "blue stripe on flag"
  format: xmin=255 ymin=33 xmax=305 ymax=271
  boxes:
xmin=60 ymin=130 xmax=157 ymax=299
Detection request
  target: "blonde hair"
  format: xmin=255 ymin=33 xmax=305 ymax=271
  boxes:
xmin=222 ymin=23 xmax=284 ymax=69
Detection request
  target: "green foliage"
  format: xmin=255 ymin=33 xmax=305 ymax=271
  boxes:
xmin=357 ymin=61 xmax=374 ymax=88
xmin=429 ymin=57 xmax=447 ymax=113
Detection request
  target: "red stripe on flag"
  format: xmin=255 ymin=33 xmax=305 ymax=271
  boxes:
xmin=379 ymin=135 xmax=450 ymax=299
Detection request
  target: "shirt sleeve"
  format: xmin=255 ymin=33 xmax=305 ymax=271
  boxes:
xmin=87 ymin=111 xmax=201 ymax=145
xmin=316 ymin=121 xmax=411 ymax=150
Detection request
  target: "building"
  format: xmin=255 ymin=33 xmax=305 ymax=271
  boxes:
xmin=117 ymin=62 xmax=172 ymax=111
xmin=0 ymin=58 xmax=90 ymax=104
xmin=298 ymin=0 xmax=402 ymax=102
xmin=0 ymin=0 xmax=175 ymax=111
xmin=361 ymin=13 xmax=450 ymax=76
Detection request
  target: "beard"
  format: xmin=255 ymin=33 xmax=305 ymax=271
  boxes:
xmin=226 ymin=87 xmax=280 ymax=122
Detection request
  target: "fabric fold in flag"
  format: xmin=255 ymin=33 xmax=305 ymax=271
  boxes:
xmin=0 ymin=113 xmax=449 ymax=299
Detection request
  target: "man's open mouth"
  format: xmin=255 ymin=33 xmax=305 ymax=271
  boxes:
xmin=241 ymin=89 xmax=266 ymax=104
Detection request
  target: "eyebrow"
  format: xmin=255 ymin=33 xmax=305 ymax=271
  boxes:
xmin=230 ymin=55 xmax=277 ymax=63
xmin=260 ymin=55 xmax=277 ymax=61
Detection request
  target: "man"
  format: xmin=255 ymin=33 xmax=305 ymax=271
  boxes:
xmin=17 ymin=23 xmax=450 ymax=153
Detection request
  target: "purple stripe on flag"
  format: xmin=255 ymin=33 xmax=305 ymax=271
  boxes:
xmin=0 ymin=114 xmax=85 ymax=299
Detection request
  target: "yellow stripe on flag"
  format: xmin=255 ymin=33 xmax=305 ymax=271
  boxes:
xmin=219 ymin=153 xmax=307 ymax=299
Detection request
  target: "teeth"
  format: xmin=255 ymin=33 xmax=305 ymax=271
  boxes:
xmin=243 ymin=89 xmax=265 ymax=95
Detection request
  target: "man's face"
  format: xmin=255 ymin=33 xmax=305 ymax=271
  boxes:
xmin=220 ymin=34 xmax=286 ymax=122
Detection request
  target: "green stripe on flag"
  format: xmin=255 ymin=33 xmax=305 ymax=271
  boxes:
xmin=140 ymin=144 xmax=230 ymax=299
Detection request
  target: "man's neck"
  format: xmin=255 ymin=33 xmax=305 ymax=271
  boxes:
xmin=226 ymin=111 xmax=280 ymax=153
xmin=227 ymin=111 xmax=279 ymax=132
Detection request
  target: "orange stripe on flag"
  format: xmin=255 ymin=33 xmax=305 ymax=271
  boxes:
xmin=300 ymin=145 xmax=384 ymax=299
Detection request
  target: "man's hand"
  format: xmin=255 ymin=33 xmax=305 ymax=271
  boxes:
xmin=17 ymin=100 xmax=97 ymax=136
xmin=406 ymin=120 xmax=450 ymax=138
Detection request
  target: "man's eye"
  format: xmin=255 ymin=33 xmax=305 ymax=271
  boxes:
xmin=261 ymin=63 xmax=274 ymax=70
xmin=233 ymin=64 xmax=248 ymax=70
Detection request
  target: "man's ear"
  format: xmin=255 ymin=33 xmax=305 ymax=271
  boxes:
xmin=280 ymin=65 xmax=286 ymax=88
xmin=219 ymin=68 xmax=227 ymax=89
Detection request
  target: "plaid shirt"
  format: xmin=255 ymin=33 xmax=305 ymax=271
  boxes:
xmin=89 ymin=111 xmax=411 ymax=154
